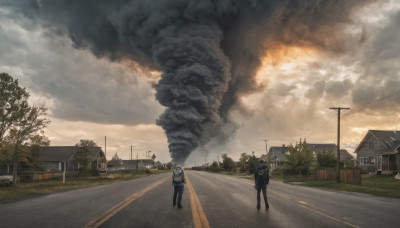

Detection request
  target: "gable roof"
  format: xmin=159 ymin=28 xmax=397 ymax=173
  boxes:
xmin=340 ymin=149 xmax=354 ymax=160
xmin=267 ymin=147 xmax=289 ymax=162
xmin=108 ymin=159 xmax=124 ymax=167
xmin=85 ymin=147 xmax=104 ymax=160
xmin=37 ymin=146 xmax=104 ymax=162
xmin=38 ymin=146 xmax=78 ymax=162
xmin=355 ymin=130 xmax=400 ymax=153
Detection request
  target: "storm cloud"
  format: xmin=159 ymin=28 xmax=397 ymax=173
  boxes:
xmin=4 ymin=0 xmax=380 ymax=163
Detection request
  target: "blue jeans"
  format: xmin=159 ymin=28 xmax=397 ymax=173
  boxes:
xmin=257 ymin=185 xmax=269 ymax=207
xmin=173 ymin=185 xmax=184 ymax=205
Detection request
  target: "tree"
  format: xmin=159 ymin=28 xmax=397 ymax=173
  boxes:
xmin=211 ymin=161 xmax=219 ymax=168
xmin=166 ymin=162 xmax=173 ymax=170
xmin=151 ymin=153 xmax=156 ymax=160
xmin=344 ymin=160 xmax=355 ymax=168
xmin=221 ymin=153 xmax=235 ymax=171
xmin=238 ymin=152 xmax=259 ymax=174
xmin=247 ymin=151 xmax=259 ymax=174
xmin=0 ymin=73 xmax=51 ymax=185
xmin=239 ymin=153 xmax=249 ymax=173
xmin=0 ymin=72 xmax=30 ymax=143
xmin=316 ymin=150 xmax=337 ymax=168
xmin=6 ymin=101 xmax=50 ymax=185
xmin=284 ymin=139 xmax=313 ymax=176
xmin=156 ymin=161 xmax=164 ymax=170
xmin=74 ymin=139 xmax=97 ymax=173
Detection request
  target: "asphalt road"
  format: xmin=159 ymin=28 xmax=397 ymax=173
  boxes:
xmin=0 ymin=171 xmax=399 ymax=228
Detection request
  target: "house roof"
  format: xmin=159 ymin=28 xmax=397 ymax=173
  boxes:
xmin=85 ymin=147 xmax=104 ymax=160
xmin=120 ymin=159 xmax=155 ymax=166
xmin=107 ymin=159 xmax=124 ymax=167
xmin=340 ymin=149 xmax=354 ymax=160
xmin=38 ymin=146 xmax=78 ymax=162
xmin=37 ymin=146 xmax=104 ymax=162
xmin=355 ymin=130 xmax=400 ymax=153
xmin=307 ymin=143 xmax=337 ymax=153
xmin=267 ymin=143 xmax=353 ymax=162
xmin=267 ymin=147 xmax=289 ymax=162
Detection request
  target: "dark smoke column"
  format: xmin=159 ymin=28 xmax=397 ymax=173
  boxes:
xmin=154 ymin=25 xmax=230 ymax=164
xmin=16 ymin=0 xmax=374 ymax=165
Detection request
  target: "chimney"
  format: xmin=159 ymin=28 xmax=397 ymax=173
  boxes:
xmin=282 ymin=144 xmax=285 ymax=147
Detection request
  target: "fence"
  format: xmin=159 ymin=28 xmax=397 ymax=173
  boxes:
xmin=315 ymin=168 xmax=361 ymax=185
xmin=19 ymin=172 xmax=63 ymax=182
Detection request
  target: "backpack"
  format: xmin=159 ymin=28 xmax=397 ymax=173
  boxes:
xmin=173 ymin=168 xmax=184 ymax=184
xmin=256 ymin=167 xmax=267 ymax=186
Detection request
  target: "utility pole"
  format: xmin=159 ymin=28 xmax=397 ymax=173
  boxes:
xmin=330 ymin=107 xmax=350 ymax=183
xmin=263 ymin=138 xmax=268 ymax=154
xmin=136 ymin=151 xmax=138 ymax=173
xmin=63 ymin=161 xmax=66 ymax=184
xmin=105 ymin=136 xmax=107 ymax=161
xmin=131 ymin=146 xmax=133 ymax=160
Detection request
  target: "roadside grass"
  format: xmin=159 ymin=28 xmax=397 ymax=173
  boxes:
xmin=270 ymin=173 xmax=400 ymax=198
xmin=0 ymin=169 xmax=170 ymax=202
xmin=197 ymin=169 xmax=400 ymax=198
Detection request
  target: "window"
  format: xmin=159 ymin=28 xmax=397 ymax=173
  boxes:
xmin=374 ymin=140 xmax=379 ymax=149
xmin=360 ymin=157 xmax=369 ymax=166
xmin=370 ymin=157 xmax=376 ymax=165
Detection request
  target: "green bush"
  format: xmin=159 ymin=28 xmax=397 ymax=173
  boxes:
xmin=317 ymin=150 xmax=336 ymax=168
xmin=284 ymin=139 xmax=313 ymax=176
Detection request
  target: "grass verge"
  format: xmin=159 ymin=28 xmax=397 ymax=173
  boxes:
xmin=196 ymin=169 xmax=400 ymax=198
xmin=270 ymin=174 xmax=400 ymax=198
xmin=0 ymin=169 xmax=170 ymax=202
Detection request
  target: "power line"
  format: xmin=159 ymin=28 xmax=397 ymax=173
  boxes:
xmin=45 ymin=127 xmax=78 ymax=141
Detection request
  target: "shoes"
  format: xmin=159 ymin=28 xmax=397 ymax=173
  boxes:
xmin=266 ymin=204 xmax=269 ymax=210
xmin=173 ymin=202 xmax=176 ymax=206
xmin=257 ymin=204 xmax=260 ymax=210
xmin=178 ymin=204 xmax=182 ymax=209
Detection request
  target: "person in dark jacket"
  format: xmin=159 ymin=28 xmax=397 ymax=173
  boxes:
xmin=254 ymin=159 xmax=269 ymax=210
xmin=172 ymin=164 xmax=185 ymax=208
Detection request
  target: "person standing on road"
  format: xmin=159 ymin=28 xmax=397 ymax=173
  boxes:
xmin=172 ymin=163 xmax=185 ymax=209
xmin=254 ymin=159 xmax=269 ymax=210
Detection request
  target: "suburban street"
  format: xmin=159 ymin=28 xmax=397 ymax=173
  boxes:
xmin=0 ymin=171 xmax=399 ymax=228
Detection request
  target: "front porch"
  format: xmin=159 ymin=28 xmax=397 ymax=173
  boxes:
xmin=381 ymin=154 xmax=398 ymax=174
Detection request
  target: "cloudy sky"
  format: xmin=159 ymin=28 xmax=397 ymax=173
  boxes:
xmin=0 ymin=0 xmax=399 ymax=165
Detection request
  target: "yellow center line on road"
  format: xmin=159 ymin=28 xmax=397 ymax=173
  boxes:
xmin=84 ymin=176 xmax=169 ymax=228
xmin=212 ymin=174 xmax=359 ymax=228
xmin=186 ymin=174 xmax=210 ymax=228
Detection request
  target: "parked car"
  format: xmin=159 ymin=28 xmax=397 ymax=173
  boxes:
xmin=0 ymin=175 xmax=13 ymax=186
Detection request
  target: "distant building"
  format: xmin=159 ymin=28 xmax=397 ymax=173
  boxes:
xmin=308 ymin=143 xmax=353 ymax=163
xmin=107 ymin=159 xmax=156 ymax=172
xmin=37 ymin=146 xmax=107 ymax=173
xmin=355 ymin=130 xmax=400 ymax=174
xmin=267 ymin=146 xmax=289 ymax=171
xmin=267 ymin=143 xmax=354 ymax=171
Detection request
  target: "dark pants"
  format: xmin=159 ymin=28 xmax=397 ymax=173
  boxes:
xmin=257 ymin=185 xmax=269 ymax=208
xmin=173 ymin=185 xmax=184 ymax=205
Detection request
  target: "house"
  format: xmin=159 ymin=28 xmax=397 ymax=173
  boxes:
xmin=37 ymin=146 xmax=107 ymax=173
xmin=355 ymin=130 xmax=400 ymax=174
xmin=308 ymin=144 xmax=337 ymax=157
xmin=107 ymin=159 xmax=156 ymax=172
xmin=267 ymin=143 xmax=354 ymax=171
xmin=307 ymin=143 xmax=353 ymax=162
xmin=340 ymin=149 xmax=354 ymax=162
xmin=267 ymin=146 xmax=289 ymax=171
